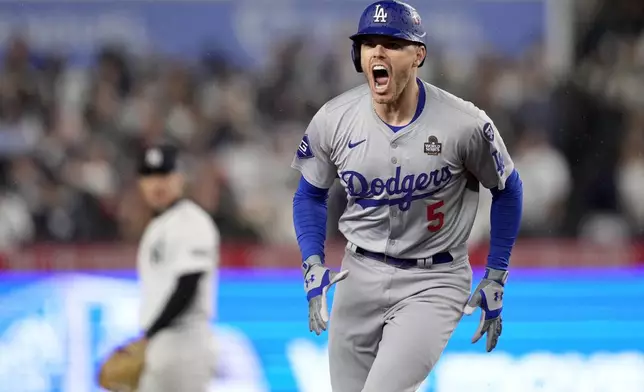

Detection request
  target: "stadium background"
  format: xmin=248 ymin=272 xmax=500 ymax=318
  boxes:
xmin=0 ymin=0 xmax=643 ymax=391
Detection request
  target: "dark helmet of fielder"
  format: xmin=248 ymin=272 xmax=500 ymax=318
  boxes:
xmin=350 ymin=0 xmax=427 ymax=73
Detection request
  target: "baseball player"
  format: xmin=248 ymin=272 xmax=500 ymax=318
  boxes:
xmin=291 ymin=1 xmax=523 ymax=391
xmin=134 ymin=144 xmax=220 ymax=392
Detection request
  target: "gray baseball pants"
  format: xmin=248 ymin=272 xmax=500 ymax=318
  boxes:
xmin=137 ymin=323 xmax=213 ymax=392
xmin=328 ymin=244 xmax=472 ymax=392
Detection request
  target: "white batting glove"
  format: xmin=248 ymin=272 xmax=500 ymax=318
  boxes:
xmin=302 ymin=255 xmax=349 ymax=335
xmin=464 ymin=267 xmax=508 ymax=352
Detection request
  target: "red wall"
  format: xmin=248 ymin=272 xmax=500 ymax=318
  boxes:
xmin=1 ymin=239 xmax=641 ymax=271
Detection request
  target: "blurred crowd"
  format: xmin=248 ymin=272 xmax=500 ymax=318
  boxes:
xmin=0 ymin=0 xmax=642 ymax=252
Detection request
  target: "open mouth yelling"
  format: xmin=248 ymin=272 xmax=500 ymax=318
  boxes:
xmin=372 ymin=64 xmax=390 ymax=93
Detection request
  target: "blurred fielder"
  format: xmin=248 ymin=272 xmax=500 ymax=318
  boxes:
xmin=291 ymin=1 xmax=524 ymax=391
xmin=99 ymin=143 xmax=220 ymax=392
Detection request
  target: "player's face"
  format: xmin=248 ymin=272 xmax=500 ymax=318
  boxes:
xmin=138 ymin=173 xmax=184 ymax=211
xmin=360 ymin=36 xmax=426 ymax=104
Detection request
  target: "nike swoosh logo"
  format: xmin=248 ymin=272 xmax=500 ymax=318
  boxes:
xmin=348 ymin=139 xmax=366 ymax=149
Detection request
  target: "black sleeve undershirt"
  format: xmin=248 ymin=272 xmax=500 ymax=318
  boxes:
xmin=145 ymin=271 xmax=204 ymax=339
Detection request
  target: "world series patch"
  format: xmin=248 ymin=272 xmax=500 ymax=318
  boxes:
xmin=424 ymin=136 xmax=442 ymax=155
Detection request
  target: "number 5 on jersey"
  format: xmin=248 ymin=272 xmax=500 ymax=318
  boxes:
xmin=426 ymin=200 xmax=445 ymax=232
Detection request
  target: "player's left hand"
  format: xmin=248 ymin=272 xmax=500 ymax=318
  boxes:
xmin=302 ymin=255 xmax=349 ymax=335
xmin=463 ymin=268 xmax=508 ymax=352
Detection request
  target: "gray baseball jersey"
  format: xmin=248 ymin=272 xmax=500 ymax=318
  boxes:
xmin=291 ymin=80 xmax=514 ymax=258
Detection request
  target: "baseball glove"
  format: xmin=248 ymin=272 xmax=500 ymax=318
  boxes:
xmin=97 ymin=337 xmax=148 ymax=392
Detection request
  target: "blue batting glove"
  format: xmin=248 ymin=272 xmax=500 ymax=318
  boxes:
xmin=464 ymin=267 xmax=508 ymax=352
xmin=302 ymin=255 xmax=349 ymax=335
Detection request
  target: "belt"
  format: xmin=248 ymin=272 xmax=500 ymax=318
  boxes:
xmin=350 ymin=243 xmax=453 ymax=269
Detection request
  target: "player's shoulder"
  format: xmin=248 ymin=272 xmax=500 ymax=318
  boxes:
xmin=422 ymin=80 xmax=495 ymax=143
xmin=319 ymin=83 xmax=370 ymax=118
xmin=324 ymin=83 xmax=370 ymax=112
xmin=167 ymin=200 xmax=220 ymax=237
xmin=423 ymin=81 xmax=488 ymax=124
xmin=307 ymin=84 xmax=370 ymax=143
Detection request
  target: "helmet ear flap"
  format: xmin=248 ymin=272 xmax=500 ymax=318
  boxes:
xmin=351 ymin=42 xmax=362 ymax=73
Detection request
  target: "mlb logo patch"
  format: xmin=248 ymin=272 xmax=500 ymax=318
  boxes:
xmin=424 ymin=136 xmax=441 ymax=155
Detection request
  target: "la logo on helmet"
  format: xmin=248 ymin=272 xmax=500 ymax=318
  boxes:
xmin=373 ymin=4 xmax=387 ymax=23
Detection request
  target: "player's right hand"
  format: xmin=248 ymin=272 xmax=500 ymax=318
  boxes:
xmin=302 ymin=255 xmax=349 ymax=335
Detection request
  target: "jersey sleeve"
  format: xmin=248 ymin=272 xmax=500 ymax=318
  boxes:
xmin=290 ymin=105 xmax=337 ymax=189
xmin=462 ymin=113 xmax=515 ymax=190
xmin=169 ymin=216 xmax=220 ymax=276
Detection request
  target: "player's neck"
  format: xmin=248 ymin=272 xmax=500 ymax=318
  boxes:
xmin=374 ymin=77 xmax=419 ymax=127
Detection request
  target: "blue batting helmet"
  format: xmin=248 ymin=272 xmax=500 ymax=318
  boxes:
xmin=350 ymin=0 xmax=426 ymax=73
